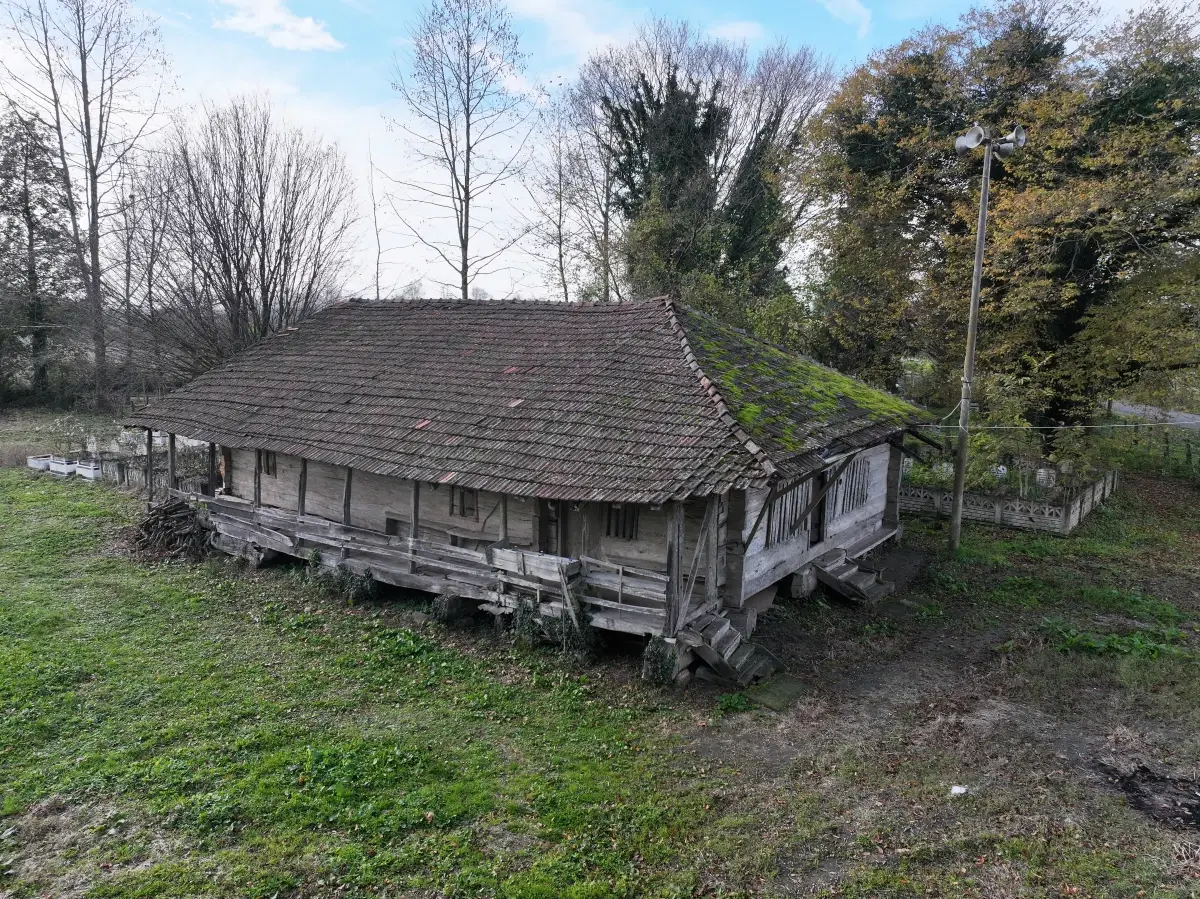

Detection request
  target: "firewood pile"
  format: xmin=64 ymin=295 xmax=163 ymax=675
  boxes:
xmin=135 ymin=499 xmax=209 ymax=559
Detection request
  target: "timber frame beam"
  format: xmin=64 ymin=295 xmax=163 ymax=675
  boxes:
xmin=663 ymin=501 xmax=686 ymax=634
xmin=342 ymin=467 xmax=353 ymax=526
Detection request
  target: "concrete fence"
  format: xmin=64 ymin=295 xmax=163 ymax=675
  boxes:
xmin=897 ymin=470 xmax=1118 ymax=535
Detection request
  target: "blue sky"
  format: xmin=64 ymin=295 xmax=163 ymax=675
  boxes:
xmin=142 ymin=0 xmax=1133 ymax=294
xmin=154 ymin=0 xmax=979 ymax=112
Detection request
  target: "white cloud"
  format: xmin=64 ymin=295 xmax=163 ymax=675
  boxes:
xmin=506 ymin=0 xmax=636 ymax=62
xmin=214 ymin=0 xmax=344 ymax=51
xmin=707 ymin=20 xmax=766 ymax=43
xmin=816 ymin=0 xmax=872 ymax=38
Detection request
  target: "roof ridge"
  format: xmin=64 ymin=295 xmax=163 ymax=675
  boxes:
xmin=661 ymin=297 xmax=777 ymax=481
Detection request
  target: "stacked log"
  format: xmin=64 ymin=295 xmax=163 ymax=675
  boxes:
xmin=135 ymin=499 xmax=209 ymax=559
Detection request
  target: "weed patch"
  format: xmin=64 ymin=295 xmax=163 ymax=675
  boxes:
xmin=1041 ymin=617 xmax=1187 ymax=658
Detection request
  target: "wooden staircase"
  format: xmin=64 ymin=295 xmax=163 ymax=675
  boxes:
xmin=677 ymin=612 xmax=782 ymax=686
xmin=813 ymin=547 xmax=895 ymax=604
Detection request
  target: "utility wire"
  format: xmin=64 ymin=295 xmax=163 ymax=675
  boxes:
xmin=921 ymin=422 xmax=1199 ymax=430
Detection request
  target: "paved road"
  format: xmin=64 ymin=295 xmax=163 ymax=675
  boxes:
xmin=1111 ymin=402 xmax=1200 ymax=429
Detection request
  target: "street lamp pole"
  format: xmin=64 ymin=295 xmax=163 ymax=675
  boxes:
xmin=948 ymin=123 xmax=1025 ymax=552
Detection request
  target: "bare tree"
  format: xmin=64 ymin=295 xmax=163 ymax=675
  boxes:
xmin=2 ymin=0 xmax=168 ymax=406
xmin=366 ymin=140 xmax=383 ymax=302
xmin=131 ymin=97 xmax=356 ymax=380
xmin=391 ymin=0 xmax=534 ymax=299
xmin=559 ymin=80 xmax=622 ymax=302
xmin=544 ymin=18 xmax=834 ymax=301
xmin=526 ymin=103 xmax=577 ymax=302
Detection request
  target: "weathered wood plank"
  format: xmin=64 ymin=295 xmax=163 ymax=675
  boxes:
xmin=253 ymin=450 xmax=262 ymax=508
xmin=704 ymin=494 xmax=720 ymax=608
xmin=297 ymin=458 xmax=307 ymax=518
xmin=342 ymin=467 xmax=353 ymax=526
xmin=664 ymin=501 xmax=686 ymax=635
xmin=144 ymin=428 xmax=153 ymax=507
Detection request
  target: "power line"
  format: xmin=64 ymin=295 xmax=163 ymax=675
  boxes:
xmin=922 ymin=422 xmax=1199 ymax=430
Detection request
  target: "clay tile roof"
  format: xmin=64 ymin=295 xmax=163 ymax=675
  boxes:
xmin=127 ymin=297 xmax=921 ymax=503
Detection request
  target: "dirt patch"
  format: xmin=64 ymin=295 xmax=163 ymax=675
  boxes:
xmin=865 ymin=544 xmax=930 ymax=592
xmin=0 ymin=796 xmax=181 ymax=898
xmin=1097 ymin=762 xmax=1200 ymax=828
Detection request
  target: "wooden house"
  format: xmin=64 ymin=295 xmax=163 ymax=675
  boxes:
xmin=128 ymin=298 xmax=922 ymax=681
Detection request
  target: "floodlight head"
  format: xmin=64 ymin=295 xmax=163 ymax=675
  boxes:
xmin=954 ymin=124 xmax=986 ymax=155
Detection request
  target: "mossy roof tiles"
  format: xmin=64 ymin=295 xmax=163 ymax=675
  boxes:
xmin=128 ymin=297 xmax=921 ymax=502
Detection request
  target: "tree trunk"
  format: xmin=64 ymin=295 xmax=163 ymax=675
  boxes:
xmin=23 ymin=195 xmax=48 ymax=395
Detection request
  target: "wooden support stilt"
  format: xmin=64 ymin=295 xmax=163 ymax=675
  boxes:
xmin=144 ymin=428 xmax=154 ymax=508
xmin=167 ymin=433 xmax=176 ymax=491
xmin=342 ymin=467 xmax=353 ymax=526
xmin=297 ymin=458 xmax=307 ymax=518
xmin=207 ymin=442 xmax=217 ymax=496
xmin=664 ymin=501 xmax=686 ymax=635
xmin=408 ymin=481 xmax=420 ymax=573
xmin=704 ymin=495 xmax=720 ymax=608
xmin=253 ymin=450 xmax=262 ymax=508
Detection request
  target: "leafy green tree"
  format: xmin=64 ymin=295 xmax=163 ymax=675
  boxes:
xmin=807 ymin=0 xmax=1200 ymax=423
xmin=0 ymin=107 xmax=75 ymax=401
xmin=603 ymin=64 xmax=815 ymax=332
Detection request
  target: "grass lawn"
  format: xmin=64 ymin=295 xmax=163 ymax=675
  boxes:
xmin=2 ymin=464 xmax=1199 ymax=897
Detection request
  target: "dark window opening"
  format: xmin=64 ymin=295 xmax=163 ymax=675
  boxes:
xmin=606 ymin=504 xmax=639 ymax=540
xmin=385 ymin=516 xmax=404 ymax=537
xmin=451 ymin=487 xmax=478 ymax=519
xmin=260 ymin=451 xmax=277 ymax=477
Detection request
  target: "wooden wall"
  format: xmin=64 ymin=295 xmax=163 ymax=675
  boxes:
xmin=580 ymin=499 xmax=710 ymax=571
xmin=228 ymin=448 xmax=535 ymax=548
xmin=738 ymin=443 xmax=892 ymax=602
xmin=225 ymin=438 xmax=898 ymax=607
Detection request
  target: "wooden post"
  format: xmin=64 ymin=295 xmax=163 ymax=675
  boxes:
xmin=723 ymin=491 xmax=746 ymax=609
xmin=704 ymin=495 xmax=720 ymax=609
xmin=499 ymin=494 xmax=509 ymax=542
xmin=207 ymin=442 xmax=217 ymax=496
xmin=253 ymin=450 xmax=262 ymax=508
xmin=342 ymin=467 xmax=353 ymax=526
xmin=884 ymin=442 xmax=903 ymax=529
xmin=144 ymin=428 xmax=154 ymax=507
xmin=297 ymin=458 xmax=307 ymax=518
xmin=664 ymin=501 xmax=686 ymax=635
xmin=408 ymin=481 xmax=420 ymax=573
xmin=167 ymin=433 xmax=176 ymax=492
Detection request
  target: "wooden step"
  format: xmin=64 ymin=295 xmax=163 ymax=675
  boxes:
xmin=816 ymin=548 xmax=846 ymax=567
xmin=847 ymin=569 xmax=877 ymax=591
xmin=700 ymin=616 xmax=731 ymax=643
xmin=712 ymin=625 xmax=743 ymax=660
xmin=729 ymin=643 xmax=756 ymax=670
xmin=737 ymin=654 xmax=771 ymax=687
xmin=691 ymin=639 xmax=740 ymax=682
xmin=827 ymin=561 xmax=858 ymax=580
xmin=724 ymin=608 xmax=757 ymax=638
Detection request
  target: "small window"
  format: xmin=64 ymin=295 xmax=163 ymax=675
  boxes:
xmin=260 ymin=451 xmax=277 ymax=477
xmin=385 ymin=516 xmax=405 ymax=537
xmin=450 ymin=487 xmax=478 ymax=519
xmin=606 ymin=504 xmax=639 ymax=540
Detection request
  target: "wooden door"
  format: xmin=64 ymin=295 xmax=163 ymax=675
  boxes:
xmin=539 ymin=500 xmax=569 ymax=556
